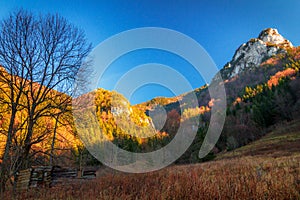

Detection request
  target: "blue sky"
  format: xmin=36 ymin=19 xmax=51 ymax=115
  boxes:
xmin=0 ymin=0 xmax=300 ymax=104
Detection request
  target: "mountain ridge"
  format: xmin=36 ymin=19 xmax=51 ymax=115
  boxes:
xmin=143 ymin=28 xmax=296 ymax=109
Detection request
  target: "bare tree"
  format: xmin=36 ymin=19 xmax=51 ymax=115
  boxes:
xmin=49 ymin=95 xmax=74 ymax=166
xmin=0 ymin=9 xmax=91 ymax=193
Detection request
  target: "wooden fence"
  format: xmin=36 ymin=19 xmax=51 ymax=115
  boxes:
xmin=16 ymin=166 xmax=97 ymax=191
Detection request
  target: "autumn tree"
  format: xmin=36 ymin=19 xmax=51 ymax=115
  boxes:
xmin=0 ymin=9 xmax=91 ymax=193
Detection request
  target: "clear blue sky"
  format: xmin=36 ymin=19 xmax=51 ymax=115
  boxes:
xmin=0 ymin=0 xmax=300 ymax=104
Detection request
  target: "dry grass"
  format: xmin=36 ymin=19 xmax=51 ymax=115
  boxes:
xmin=4 ymin=120 xmax=300 ymax=200
xmin=3 ymin=155 xmax=298 ymax=200
xmin=217 ymin=120 xmax=300 ymax=160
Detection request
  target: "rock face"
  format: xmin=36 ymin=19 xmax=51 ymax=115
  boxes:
xmin=220 ymin=28 xmax=293 ymax=79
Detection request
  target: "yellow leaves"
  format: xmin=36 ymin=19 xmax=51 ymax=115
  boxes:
xmin=130 ymin=106 xmax=151 ymax=127
xmin=92 ymin=88 xmax=171 ymax=147
xmin=0 ymin=66 xmax=82 ymax=159
xmin=182 ymin=106 xmax=209 ymax=121
xmin=243 ymin=84 xmax=266 ymax=100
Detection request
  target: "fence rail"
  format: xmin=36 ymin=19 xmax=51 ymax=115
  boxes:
xmin=16 ymin=166 xmax=97 ymax=191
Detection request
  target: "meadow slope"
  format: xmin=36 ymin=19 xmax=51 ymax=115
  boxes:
xmin=8 ymin=120 xmax=300 ymax=200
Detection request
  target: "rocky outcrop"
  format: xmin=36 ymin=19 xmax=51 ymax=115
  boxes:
xmin=220 ymin=28 xmax=293 ymax=79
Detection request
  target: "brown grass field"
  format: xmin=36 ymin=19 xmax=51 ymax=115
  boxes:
xmin=5 ymin=120 xmax=300 ymax=200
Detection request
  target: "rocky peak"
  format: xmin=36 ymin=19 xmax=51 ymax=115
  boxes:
xmin=258 ymin=28 xmax=293 ymax=48
xmin=220 ymin=28 xmax=293 ymax=79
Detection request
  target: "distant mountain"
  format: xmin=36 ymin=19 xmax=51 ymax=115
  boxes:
xmin=143 ymin=28 xmax=297 ymax=110
xmin=135 ymin=28 xmax=300 ymax=163
xmin=140 ymin=29 xmax=295 ymax=113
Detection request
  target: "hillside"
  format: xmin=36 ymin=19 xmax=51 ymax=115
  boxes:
xmin=127 ymin=28 xmax=300 ymax=163
xmin=72 ymin=28 xmax=300 ymax=165
xmin=1 ymin=27 xmax=300 ymax=199
xmin=217 ymin=119 xmax=300 ymax=159
xmin=0 ymin=27 xmax=299 ymax=168
xmin=1 ymin=28 xmax=299 ymax=167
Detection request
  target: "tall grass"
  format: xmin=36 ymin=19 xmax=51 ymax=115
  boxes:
xmin=6 ymin=155 xmax=300 ymax=200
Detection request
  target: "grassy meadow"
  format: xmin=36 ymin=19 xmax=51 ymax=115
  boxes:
xmin=4 ymin=120 xmax=300 ymax=200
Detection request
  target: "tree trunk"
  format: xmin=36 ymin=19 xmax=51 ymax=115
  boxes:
xmin=0 ymin=106 xmax=17 ymax=195
xmin=50 ymin=115 xmax=59 ymax=166
xmin=22 ymin=115 xmax=35 ymax=169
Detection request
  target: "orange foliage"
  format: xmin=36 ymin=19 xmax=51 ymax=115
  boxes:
xmin=208 ymin=98 xmax=221 ymax=108
xmin=267 ymin=68 xmax=296 ymax=88
xmin=233 ymin=97 xmax=242 ymax=106
xmin=261 ymin=56 xmax=281 ymax=66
